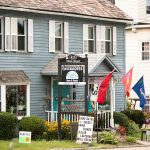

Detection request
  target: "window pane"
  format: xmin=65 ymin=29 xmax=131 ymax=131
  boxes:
xmin=55 ymin=23 xmax=61 ymax=37
xmin=18 ymin=36 xmax=25 ymax=51
xmin=6 ymin=85 xmax=27 ymax=116
xmin=88 ymin=26 xmax=94 ymax=39
xmin=105 ymin=28 xmax=111 ymax=40
xmin=18 ymin=19 xmax=25 ymax=35
xmin=0 ymin=35 xmax=2 ymax=50
xmin=55 ymin=38 xmax=62 ymax=51
xmin=105 ymin=41 xmax=111 ymax=53
xmin=147 ymin=0 xmax=150 ymax=14
xmin=0 ymin=19 xmax=1 ymax=33
xmin=142 ymin=52 xmax=149 ymax=60
xmin=88 ymin=40 xmax=94 ymax=53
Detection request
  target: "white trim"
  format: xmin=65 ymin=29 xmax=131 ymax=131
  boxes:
xmin=58 ymin=82 xmax=86 ymax=85
xmin=28 ymin=19 xmax=33 ymax=52
xmin=110 ymin=78 xmax=114 ymax=128
xmin=1 ymin=85 xmax=6 ymax=111
xmin=0 ymin=6 xmax=132 ymax=24
xmin=51 ymin=77 xmax=54 ymax=112
xmin=27 ymin=84 xmax=30 ymax=116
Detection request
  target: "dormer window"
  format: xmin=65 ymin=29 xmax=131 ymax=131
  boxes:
xmin=88 ymin=25 xmax=95 ymax=53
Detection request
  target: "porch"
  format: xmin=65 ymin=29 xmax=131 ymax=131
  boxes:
xmin=45 ymin=110 xmax=111 ymax=129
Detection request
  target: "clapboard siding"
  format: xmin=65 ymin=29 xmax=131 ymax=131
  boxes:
xmin=0 ymin=10 xmax=126 ymax=118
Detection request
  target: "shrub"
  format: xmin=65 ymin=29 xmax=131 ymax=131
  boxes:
xmin=113 ymin=112 xmax=129 ymax=128
xmin=0 ymin=112 xmax=18 ymax=140
xmin=122 ymin=110 xmax=145 ymax=128
xmin=44 ymin=120 xmax=70 ymax=140
xmin=19 ymin=116 xmax=46 ymax=140
xmin=126 ymin=120 xmax=140 ymax=136
xmin=126 ymin=136 xmax=136 ymax=143
xmin=98 ymin=131 xmax=118 ymax=145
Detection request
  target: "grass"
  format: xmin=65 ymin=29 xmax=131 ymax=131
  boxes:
xmin=0 ymin=140 xmax=104 ymax=150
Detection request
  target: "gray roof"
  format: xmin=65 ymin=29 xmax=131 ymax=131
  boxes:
xmin=0 ymin=0 xmax=132 ymax=21
xmin=0 ymin=70 xmax=31 ymax=84
xmin=41 ymin=54 xmax=120 ymax=76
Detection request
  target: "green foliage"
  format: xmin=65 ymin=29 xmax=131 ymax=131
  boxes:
xmin=44 ymin=120 xmax=70 ymax=140
xmin=18 ymin=116 xmax=46 ymax=140
xmin=126 ymin=121 xmax=140 ymax=136
xmin=0 ymin=112 xmax=18 ymax=140
xmin=126 ymin=136 xmax=136 ymax=143
xmin=122 ymin=110 xmax=145 ymax=128
xmin=98 ymin=131 xmax=118 ymax=145
xmin=113 ymin=112 xmax=129 ymax=128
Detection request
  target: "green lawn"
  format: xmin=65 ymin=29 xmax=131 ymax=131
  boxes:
xmin=0 ymin=140 xmax=102 ymax=150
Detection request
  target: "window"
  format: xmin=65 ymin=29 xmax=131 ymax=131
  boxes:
xmin=88 ymin=25 xmax=95 ymax=53
xmin=105 ymin=26 xmax=112 ymax=54
xmin=17 ymin=18 xmax=27 ymax=51
xmin=108 ymin=0 xmax=115 ymax=4
xmin=147 ymin=0 xmax=150 ymax=14
xmin=5 ymin=17 xmax=33 ymax=52
xmin=142 ymin=42 xmax=150 ymax=60
xmin=143 ymin=100 xmax=150 ymax=113
xmin=55 ymin=22 xmax=63 ymax=52
xmin=6 ymin=85 xmax=27 ymax=117
xmin=0 ymin=18 xmax=4 ymax=50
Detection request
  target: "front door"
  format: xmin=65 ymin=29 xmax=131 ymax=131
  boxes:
xmin=53 ymin=79 xmax=70 ymax=111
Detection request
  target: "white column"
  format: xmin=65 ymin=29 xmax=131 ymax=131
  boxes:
xmin=1 ymin=85 xmax=6 ymax=112
xmin=110 ymin=78 xmax=114 ymax=128
xmin=27 ymin=84 xmax=30 ymax=116
xmin=51 ymin=77 xmax=54 ymax=122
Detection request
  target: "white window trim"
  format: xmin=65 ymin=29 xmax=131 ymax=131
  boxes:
xmin=55 ymin=21 xmax=63 ymax=52
xmin=88 ymin=25 xmax=95 ymax=53
xmin=141 ymin=41 xmax=150 ymax=61
xmin=0 ymin=17 xmax=4 ymax=51
xmin=0 ymin=84 xmax=30 ymax=118
xmin=105 ymin=26 xmax=112 ymax=54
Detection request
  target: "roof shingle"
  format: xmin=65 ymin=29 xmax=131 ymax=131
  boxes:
xmin=0 ymin=0 xmax=132 ymax=21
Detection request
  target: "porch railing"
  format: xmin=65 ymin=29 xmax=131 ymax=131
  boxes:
xmin=45 ymin=110 xmax=111 ymax=129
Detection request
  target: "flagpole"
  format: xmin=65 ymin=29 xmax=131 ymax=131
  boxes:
xmin=96 ymin=102 xmax=98 ymax=143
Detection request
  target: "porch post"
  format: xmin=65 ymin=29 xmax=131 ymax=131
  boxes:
xmin=110 ymin=79 xmax=114 ymax=128
xmin=27 ymin=84 xmax=30 ymax=116
xmin=1 ymin=84 xmax=6 ymax=112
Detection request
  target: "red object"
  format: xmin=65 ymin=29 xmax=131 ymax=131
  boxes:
xmin=97 ymin=71 xmax=113 ymax=104
xmin=122 ymin=67 xmax=133 ymax=97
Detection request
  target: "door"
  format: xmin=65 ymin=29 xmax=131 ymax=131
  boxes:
xmin=53 ymin=79 xmax=70 ymax=111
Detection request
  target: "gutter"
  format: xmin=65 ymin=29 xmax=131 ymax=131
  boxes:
xmin=0 ymin=6 xmax=133 ymax=24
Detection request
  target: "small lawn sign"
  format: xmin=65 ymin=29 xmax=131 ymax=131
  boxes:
xmin=76 ymin=116 xmax=94 ymax=144
xmin=19 ymin=131 xmax=31 ymax=143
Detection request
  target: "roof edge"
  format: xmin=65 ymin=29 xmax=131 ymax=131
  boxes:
xmin=0 ymin=6 xmax=133 ymax=24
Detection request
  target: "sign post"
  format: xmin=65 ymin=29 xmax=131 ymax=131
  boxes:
xmin=57 ymin=54 xmax=88 ymax=140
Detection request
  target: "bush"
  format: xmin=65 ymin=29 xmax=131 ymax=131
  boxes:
xmin=113 ymin=112 xmax=129 ymax=128
xmin=126 ymin=136 xmax=136 ymax=143
xmin=44 ymin=120 xmax=70 ymax=140
xmin=126 ymin=120 xmax=140 ymax=136
xmin=19 ymin=116 xmax=46 ymax=140
xmin=122 ymin=110 xmax=145 ymax=128
xmin=98 ymin=131 xmax=118 ymax=145
xmin=0 ymin=112 xmax=18 ymax=140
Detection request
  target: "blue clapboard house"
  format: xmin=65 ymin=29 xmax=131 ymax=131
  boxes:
xmin=0 ymin=0 xmax=132 ymax=127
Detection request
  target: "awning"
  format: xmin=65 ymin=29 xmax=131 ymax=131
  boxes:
xmin=0 ymin=70 xmax=31 ymax=84
xmin=41 ymin=54 xmax=121 ymax=76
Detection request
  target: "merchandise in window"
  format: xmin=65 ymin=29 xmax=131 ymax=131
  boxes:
xmin=55 ymin=22 xmax=63 ymax=52
xmin=6 ymin=85 xmax=27 ymax=117
xmin=88 ymin=25 xmax=95 ymax=53
xmin=142 ymin=42 xmax=150 ymax=60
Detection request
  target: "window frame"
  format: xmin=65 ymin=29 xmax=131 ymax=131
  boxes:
xmin=17 ymin=18 xmax=27 ymax=52
xmin=55 ymin=21 xmax=63 ymax=52
xmin=141 ymin=41 xmax=150 ymax=61
xmin=88 ymin=24 xmax=95 ymax=53
xmin=105 ymin=26 xmax=113 ymax=54
xmin=0 ymin=84 xmax=30 ymax=119
xmin=0 ymin=17 xmax=4 ymax=51
xmin=147 ymin=0 xmax=150 ymax=14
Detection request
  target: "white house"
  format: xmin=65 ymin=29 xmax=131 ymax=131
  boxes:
xmin=115 ymin=0 xmax=150 ymax=111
